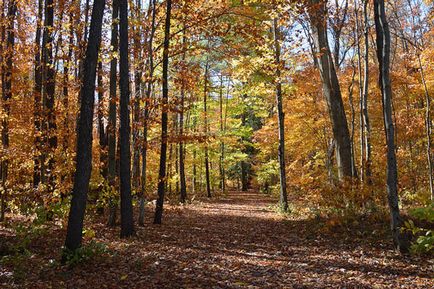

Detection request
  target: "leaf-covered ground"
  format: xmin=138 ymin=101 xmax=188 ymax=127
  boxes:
xmin=1 ymin=191 xmax=433 ymax=288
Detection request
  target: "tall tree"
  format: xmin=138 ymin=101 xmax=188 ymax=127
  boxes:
xmin=64 ymin=0 xmax=106 ymax=253
xmin=97 ymin=61 xmax=108 ymax=178
xmin=154 ymin=0 xmax=172 ymax=224
xmin=273 ymin=18 xmax=288 ymax=212
xmin=203 ymin=62 xmax=212 ymax=198
xmin=119 ymin=0 xmax=134 ymax=237
xmin=373 ymin=0 xmax=409 ymax=252
xmin=107 ymin=0 xmax=119 ymax=227
xmin=218 ymin=75 xmax=226 ymax=194
xmin=179 ymin=24 xmax=187 ymax=204
xmin=132 ymin=0 xmax=142 ymax=199
xmin=308 ymin=0 xmax=355 ymax=180
xmin=33 ymin=0 xmax=43 ymax=188
xmin=138 ymin=0 xmax=157 ymax=225
xmin=41 ymin=0 xmax=57 ymax=190
xmin=0 ymin=0 xmax=16 ymax=221
xmin=362 ymin=0 xmax=372 ymax=184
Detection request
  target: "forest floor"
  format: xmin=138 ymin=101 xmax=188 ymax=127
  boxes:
xmin=0 ymin=190 xmax=433 ymax=288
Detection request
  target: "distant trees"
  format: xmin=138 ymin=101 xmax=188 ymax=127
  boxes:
xmin=1 ymin=0 xmax=433 ymax=256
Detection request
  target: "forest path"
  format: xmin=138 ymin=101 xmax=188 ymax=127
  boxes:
xmin=3 ymin=190 xmax=434 ymax=288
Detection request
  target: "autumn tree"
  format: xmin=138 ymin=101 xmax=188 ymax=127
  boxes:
xmin=373 ymin=0 xmax=409 ymax=252
xmin=154 ymin=0 xmax=172 ymax=224
xmin=308 ymin=0 xmax=355 ymax=180
xmin=119 ymin=0 xmax=134 ymax=237
xmin=64 ymin=0 xmax=106 ymax=253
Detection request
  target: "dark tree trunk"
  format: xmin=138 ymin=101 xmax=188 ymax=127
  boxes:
xmin=41 ymin=0 xmax=57 ymax=190
xmin=373 ymin=0 xmax=409 ymax=253
xmin=64 ymin=0 xmax=106 ymax=253
xmin=119 ymin=0 xmax=134 ymax=237
xmin=33 ymin=0 xmax=43 ymax=188
xmin=63 ymin=9 xmax=74 ymax=151
xmin=138 ymin=0 xmax=156 ymax=226
xmin=218 ymin=75 xmax=226 ymax=194
xmin=107 ymin=0 xmax=119 ymax=227
xmin=203 ymin=63 xmax=212 ymax=198
xmin=309 ymin=0 xmax=355 ymax=180
xmin=362 ymin=0 xmax=372 ymax=184
xmin=273 ymin=18 xmax=288 ymax=212
xmin=179 ymin=29 xmax=187 ymax=203
xmin=132 ymin=0 xmax=142 ymax=197
xmin=154 ymin=0 xmax=172 ymax=225
xmin=0 ymin=0 xmax=16 ymax=221
xmin=98 ymin=61 xmax=108 ymax=178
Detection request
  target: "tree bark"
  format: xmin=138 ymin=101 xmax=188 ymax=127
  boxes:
xmin=373 ymin=0 xmax=409 ymax=253
xmin=41 ymin=0 xmax=57 ymax=191
xmin=179 ymin=24 xmax=187 ymax=203
xmin=418 ymin=54 xmax=434 ymax=201
xmin=308 ymin=0 xmax=355 ymax=180
xmin=33 ymin=0 xmax=43 ymax=188
xmin=154 ymin=0 xmax=172 ymax=224
xmin=203 ymin=63 xmax=212 ymax=198
xmin=0 ymin=0 xmax=16 ymax=221
xmin=138 ymin=0 xmax=156 ymax=225
xmin=107 ymin=0 xmax=119 ymax=227
xmin=119 ymin=0 xmax=134 ymax=237
xmin=273 ymin=18 xmax=288 ymax=212
xmin=218 ymin=75 xmax=226 ymax=194
xmin=98 ymin=61 xmax=108 ymax=178
xmin=362 ymin=0 xmax=372 ymax=184
xmin=132 ymin=0 xmax=142 ymax=197
xmin=64 ymin=0 xmax=106 ymax=252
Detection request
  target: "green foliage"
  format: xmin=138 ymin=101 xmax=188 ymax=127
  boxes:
xmin=96 ymin=181 xmax=118 ymax=210
xmin=409 ymin=204 xmax=434 ymax=223
xmin=0 ymin=223 xmax=47 ymax=280
xmin=257 ymin=159 xmax=279 ymax=194
xmin=62 ymin=241 xmax=108 ymax=267
xmin=404 ymin=205 xmax=434 ymax=255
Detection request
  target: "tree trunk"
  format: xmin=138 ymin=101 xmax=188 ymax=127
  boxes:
xmin=33 ymin=0 xmax=43 ymax=188
xmin=138 ymin=0 xmax=156 ymax=226
xmin=218 ymin=75 xmax=226 ymax=194
xmin=179 ymin=24 xmax=187 ymax=203
xmin=203 ymin=63 xmax=212 ymax=198
xmin=132 ymin=0 xmax=142 ymax=197
xmin=119 ymin=0 xmax=134 ymax=237
xmin=62 ymin=9 xmax=74 ymax=152
xmin=107 ymin=0 xmax=119 ymax=227
xmin=355 ymin=0 xmax=365 ymax=181
xmin=418 ymin=54 xmax=434 ymax=201
xmin=41 ymin=0 xmax=57 ymax=191
xmin=348 ymin=66 xmax=357 ymax=178
xmin=64 ymin=0 xmax=106 ymax=253
xmin=362 ymin=0 xmax=372 ymax=184
xmin=273 ymin=18 xmax=288 ymax=212
xmin=98 ymin=61 xmax=108 ymax=178
xmin=154 ymin=0 xmax=172 ymax=224
xmin=309 ymin=0 xmax=355 ymax=180
xmin=0 ymin=0 xmax=16 ymax=221
xmin=373 ymin=0 xmax=409 ymax=253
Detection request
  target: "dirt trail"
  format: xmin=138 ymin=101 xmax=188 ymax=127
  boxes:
xmin=1 ymin=191 xmax=433 ymax=288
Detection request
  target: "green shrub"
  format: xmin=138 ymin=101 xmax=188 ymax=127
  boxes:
xmin=62 ymin=241 xmax=108 ymax=267
xmin=404 ymin=204 xmax=434 ymax=255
